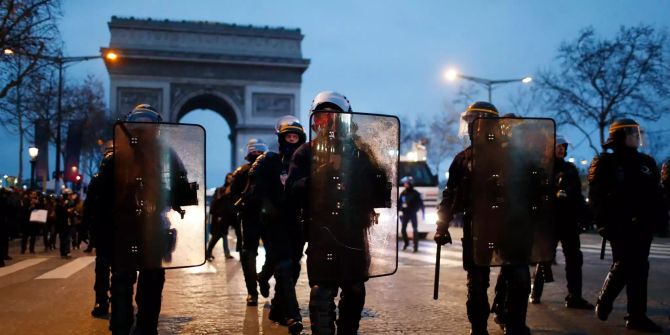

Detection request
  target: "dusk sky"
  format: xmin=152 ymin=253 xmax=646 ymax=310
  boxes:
xmin=2 ymin=0 xmax=669 ymax=187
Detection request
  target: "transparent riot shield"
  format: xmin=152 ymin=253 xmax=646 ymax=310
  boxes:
xmin=113 ymin=122 xmax=206 ymax=270
xmin=471 ymin=117 xmax=555 ymax=266
xmin=307 ymin=111 xmax=399 ymax=282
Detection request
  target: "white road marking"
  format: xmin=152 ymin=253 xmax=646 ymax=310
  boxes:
xmin=35 ymin=256 xmax=96 ymax=279
xmin=0 ymin=258 xmax=49 ymax=278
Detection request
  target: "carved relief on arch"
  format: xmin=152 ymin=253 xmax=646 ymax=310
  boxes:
xmin=117 ymin=87 xmax=163 ymax=117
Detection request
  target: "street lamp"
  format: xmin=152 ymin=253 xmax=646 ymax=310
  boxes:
xmin=44 ymin=51 xmax=119 ymax=193
xmin=28 ymin=144 xmax=39 ymax=190
xmin=445 ymin=68 xmax=532 ymax=103
xmin=2 ymin=48 xmax=119 ymax=193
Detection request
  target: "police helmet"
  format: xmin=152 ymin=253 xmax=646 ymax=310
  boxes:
xmin=275 ymin=115 xmax=306 ymax=145
xmin=246 ymin=138 xmax=268 ymax=156
xmin=604 ymin=118 xmax=642 ymax=149
xmin=125 ymin=104 xmax=162 ymax=123
xmin=310 ymin=91 xmax=352 ymax=113
xmin=459 ymin=101 xmax=499 ymax=138
xmin=400 ymin=176 xmax=414 ymax=186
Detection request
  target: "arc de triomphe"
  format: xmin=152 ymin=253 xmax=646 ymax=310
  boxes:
xmin=102 ymin=17 xmax=310 ymax=168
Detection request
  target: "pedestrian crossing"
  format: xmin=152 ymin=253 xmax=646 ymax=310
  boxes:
xmin=1 ymin=239 xmax=669 ymax=281
xmin=35 ymin=256 xmax=95 ymax=279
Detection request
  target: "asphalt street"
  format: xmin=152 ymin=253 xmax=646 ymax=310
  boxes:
xmin=1 ymin=228 xmax=669 ymax=334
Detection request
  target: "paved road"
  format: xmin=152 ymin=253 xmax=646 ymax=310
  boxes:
xmin=1 ymin=229 xmax=669 ymax=334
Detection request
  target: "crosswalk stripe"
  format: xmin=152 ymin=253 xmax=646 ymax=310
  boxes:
xmin=35 ymin=256 xmax=96 ymax=279
xmin=0 ymin=258 xmax=49 ymax=278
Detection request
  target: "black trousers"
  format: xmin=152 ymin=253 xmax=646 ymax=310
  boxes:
xmin=598 ymin=233 xmax=652 ymax=318
xmin=93 ymin=254 xmax=111 ymax=305
xmin=309 ymin=281 xmax=366 ymax=335
xmin=533 ymin=228 xmax=584 ymax=298
xmin=400 ymin=212 xmax=419 ymax=248
xmin=240 ymin=217 xmax=269 ymax=296
xmin=110 ymin=269 xmax=165 ymax=335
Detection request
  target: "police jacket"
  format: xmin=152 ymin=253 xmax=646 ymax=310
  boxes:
xmin=436 ymin=147 xmax=472 ymax=233
xmin=399 ymin=187 xmax=424 ymax=215
xmin=554 ymin=159 xmax=589 ymax=230
xmin=88 ymin=151 xmax=115 ymax=256
xmin=588 ymin=147 xmax=667 ymax=240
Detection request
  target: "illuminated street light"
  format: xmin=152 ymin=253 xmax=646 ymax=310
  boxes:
xmin=47 ymin=52 xmax=118 ymax=193
xmin=3 ymin=48 xmax=119 ymax=193
xmin=105 ymin=50 xmax=119 ymax=61
xmin=444 ymin=68 xmax=533 ymax=103
xmin=28 ymin=145 xmax=39 ymax=190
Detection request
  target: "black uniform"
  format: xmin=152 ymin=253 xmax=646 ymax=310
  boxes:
xmin=95 ymin=147 xmax=166 ymax=335
xmin=231 ymin=159 xmax=271 ymax=303
xmin=437 ymin=147 xmax=530 ymax=335
xmin=399 ymin=186 xmax=424 ymax=251
xmin=531 ymin=158 xmax=592 ymax=307
xmin=287 ymin=132 xmax=389 ymax=335
xmin=589 ymin=147 xmax=667 ymax=326
xmin=86 ymin=160 xmax=113 ymax=317
xmin=246 ymin=150 xmax=304 ymax=330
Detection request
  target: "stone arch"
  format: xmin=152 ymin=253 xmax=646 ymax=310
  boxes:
xmin=103 ymin=17 xmax=309 ymax=168
xmin=173 ymin=91 xmax=239 ymax=170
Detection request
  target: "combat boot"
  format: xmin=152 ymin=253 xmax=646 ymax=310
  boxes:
xmin=258 ymin=273 xmax=270 ymax=298
xmin=91 ymin=302 xmax=109 ymax=318
xmin=246 ymin=294 xmax=258 ymax=306
xmin=287 ymin=319 xmax=303 ymax=335
xmin=625 ymin=316 xmax=662 ymax=333
xmin=595 ymin=265 xmax=625 ymax=321
xmin=470 ymin=327 xmax=489 ymax=335
xmin=565 ymin=295 xmax=594 ymax=310
xmin=528 ymin=282 xmax=543 ymax=304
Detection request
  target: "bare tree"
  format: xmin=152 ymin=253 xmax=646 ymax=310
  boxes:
xmin=61 ymin=75 xmax=111 ymax=178
xmin=537 ymin=25 xmax=670 ymax=155
xmin=0 ymin=0 xmax=61 ymax=99
xmin=425 ymin=110 xmax=461 ymax=179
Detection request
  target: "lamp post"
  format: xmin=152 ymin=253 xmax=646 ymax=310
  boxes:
xmin=28 ymin=144 xmax=39 ymax=190
xmin=51 ymin=52 xmax=119 ymax=193
xmin=445 ymin=68 xmax=532 ymax=103
xmin=2 ymin=48 xmax=119 ymax=193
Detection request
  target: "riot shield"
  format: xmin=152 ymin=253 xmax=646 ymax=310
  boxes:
xmin=113 ymin=121 xmax=206 ymax=270
xmin=307 ymin=111 xmax=399 ymax=282
xmin=471 ymin=117 xmax=555 ymax=266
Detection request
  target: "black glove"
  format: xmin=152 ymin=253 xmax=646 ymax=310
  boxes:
xmin=434 ymin=230 xmax=452 ymax=246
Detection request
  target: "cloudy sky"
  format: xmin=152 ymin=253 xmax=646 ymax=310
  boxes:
xmin=2 ymin=0 xmax=669 ymax=187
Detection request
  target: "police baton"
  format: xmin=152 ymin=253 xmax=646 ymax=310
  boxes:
xmin=433 ymin=244 xmax=441 ymax=300
xmin=599 ymin=238 xmax=606 ymax=260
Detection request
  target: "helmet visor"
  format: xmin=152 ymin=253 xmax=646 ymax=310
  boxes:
xmin=459 ymin=111 xmax=496 ymax=138
xmin=611 ymin=124 xmax=644 ymax=148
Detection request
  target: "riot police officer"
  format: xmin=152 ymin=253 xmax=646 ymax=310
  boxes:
xmin=231 ymin=138 xmax=268 ymax=306
xmin=243 ymin=116 xmax=307 ymax=334
xmin=287 ymin=91 xmax=392 ymax=334
xmin=399 ymin=176 xmax=424 ymax=252
xmin=589 ymin=118 xmax=667 ymax=332
xmin=87 ymin=141 xmax=114 ymax=317
xmin=434 ymin=102 xmax=532 ymax=335
xmin=529 ymin=135 xmax=594 ymax=309
xmin=103 ymin=104 xmax=177 ymax=334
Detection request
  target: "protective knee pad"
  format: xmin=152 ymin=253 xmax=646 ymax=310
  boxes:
xmin=310 ymin=285 xmax=337 ymax=335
